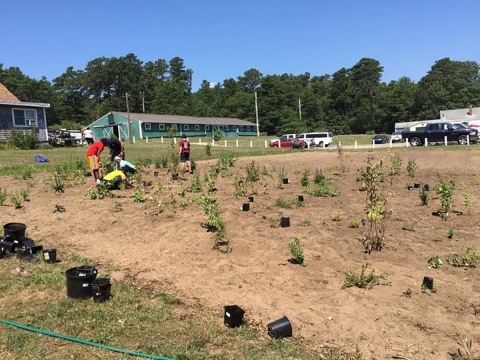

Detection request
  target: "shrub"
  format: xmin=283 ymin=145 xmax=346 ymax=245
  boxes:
xmin=288 ymin=238 xmax=306 ymax=266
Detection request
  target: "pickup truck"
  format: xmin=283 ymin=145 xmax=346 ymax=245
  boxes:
xmin=402 ymin=122 xmax=479 ymax=146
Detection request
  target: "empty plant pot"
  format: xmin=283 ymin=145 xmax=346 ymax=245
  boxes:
xmin=65 ymin=265 xmax=98 ymax=299
xmin=3 ymin=223 xmax=27 ymax=240
xmin=407 ymin=186 xmax=413 ymax=190
xmin=297 ymin=195 xmax=304 ymax=202
xmin=224 ymin=305 xmax=245 ymax=328
xmin=423 ymin=184 xmax=429 ymax=191
xmin=422 ymin=276 xmax=434 ymax=290
xmin=413 ymin=183 xmax=420 ymax=189
xmin=242 ymin=203 xmax=250 ymax=211
xmin=282 ymin=178 xmax=289 ymax=184
xmin=43 ymin=249 xmax=57 ymax=264
xmin=248 ymin=196 xmax=254 ymax=202
xmin=280 ymin=217 xmax=290 ymax=228
xmin=268 ymin=316 xmax=292 ymax=338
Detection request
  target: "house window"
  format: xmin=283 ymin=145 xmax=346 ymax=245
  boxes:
xmin=13 ymin=109 xmax=37 ymax=127
xmin=159 ymin=124 xmax=165 ymax=130
xmin=195 ymin=125 xmax=200 ymax=130
xmin=240 ymin=126 xmax=244 ymax=131
xmin=247 ymin=126 xmax=250 ymax=131
xmin=225 ymin=125 xmax=229 ymax=130
xmin=205 ymin=125 xmax=210 ymax=131
xmin=232 ymin=126 xmax=236 ymax=130
xmin=145 ymin=123 xmax=151 ymax=130
xmin=184 ymin=124 xmax=189 ymax=130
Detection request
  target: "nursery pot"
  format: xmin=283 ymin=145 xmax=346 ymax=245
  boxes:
xmin=297 ymin=195 xmax=304 ymax=202
xmin=65 ymin=266 xmax=98 ymax=299
xmin=282 ymin=178 xmax=289 ymax=185
xmin=268 ymin=316 xmax=292 ymax=338
xmin=92 ymin=278 xmax=111 ymax=303
xmin=3 ymin=223 xmax=27 ymax=240
xmin=423 ymin=184 xmax=429 ymax=191
xmin=413 ymin=183 xmax=420 ymax=189
xmin=43 ymin=249 xmax=57 ymax=264
xmin=224 ymin=305 xmax=245 ymax=328
xmin=422 ymin=276 xmax=434 ymax=290
xmin=242 ymin=203 xmax=250 ymax=211
xmin=280 ymin=217 xmax=290 ymax=228
xmin=407 ymin=186 xmax=413 ymax=190
xmin=248 ymin=196 xmax=254 ymax=203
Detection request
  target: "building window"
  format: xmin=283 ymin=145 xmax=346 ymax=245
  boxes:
xmin=184 ymin=124 xmax=189 ymax=130
xmin=13 ymin=109 xmax=37 ymax=127
xmin=205 ymin=125 xmax=210 ymax=131
xmin=195 ymin=125 xmax=200 ymax=130
xmin=159 ymin=124 xmax=165 ymax=130
xmin=232 ymin=125 xmax=236 ymax=130
xmin=145 ymin=123 xmax=151 ymax=130
xmin=247 ymin=126 xmax=250 ymax=131
xmin=225 ymin=125 xmax=229 ymax=130
xmin=240 ymin=126 xmax=244 ymax=131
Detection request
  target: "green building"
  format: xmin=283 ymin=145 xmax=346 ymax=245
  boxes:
xmin=87 ymin=112 xmax=258 ymax=141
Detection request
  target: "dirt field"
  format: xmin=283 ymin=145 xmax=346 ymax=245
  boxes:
xmin=2 ymin=148 xmax=480 ymax=359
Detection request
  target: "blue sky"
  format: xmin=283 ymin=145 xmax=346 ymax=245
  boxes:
xmin=1 ymin=0 xmax=478 ymax=91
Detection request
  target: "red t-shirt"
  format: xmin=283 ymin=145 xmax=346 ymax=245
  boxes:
xmin=86 ymin=141 xmax=105 ymax=156
xmin=179 ymin=139 xmax=190 ymax=154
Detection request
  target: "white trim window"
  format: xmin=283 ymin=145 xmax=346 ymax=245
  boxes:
xmin=195 ymin=125 xmax=200 ymax=130
xmin=232 ymin=125 xmax=236 ymax=130
xmin=205 ymin=125 xmax=210 ymax=131
xmin=145 ymin=123 xmax=152 ymax=130
xmin=240 ymin=126 xmax=244 ymax=131
xmin=225 ymin=125 xmax=229 ymax=130
xmin=184 ymin=124 xmax=189 ymax=130
xmin=247 ymin=126 xmax=250 ymax=131
xmin=159 ymin=124 xmax=165 ymax=130
xmin=13 ymin=108 xmax=37 ymax=127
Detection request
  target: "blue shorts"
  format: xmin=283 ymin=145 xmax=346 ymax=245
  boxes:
xmin=180 ymin=152 xmax=190 ymax=162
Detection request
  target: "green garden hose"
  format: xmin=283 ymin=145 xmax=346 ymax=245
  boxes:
xmin=0 ymin=318 xmax=175 ymax=360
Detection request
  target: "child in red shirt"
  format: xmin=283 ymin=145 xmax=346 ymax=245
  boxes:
xmin=178 ymin=134 xmax=192 ymax=174
xmin=86 ymin=138 xmax=109 ymax=183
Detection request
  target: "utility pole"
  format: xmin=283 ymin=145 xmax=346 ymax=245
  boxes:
xmin=126 ymin=92 xmax=133 ymax=144
xmin=299 ymin=98 xmax=302 ymax=120
xmin=142 ymin=91 xmax=145 ymax=113
xmin=255 ymin=91 xmax=260 ymax=136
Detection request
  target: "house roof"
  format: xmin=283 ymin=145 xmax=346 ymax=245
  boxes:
xmin=0 ymin=82 xmax=50 ymax=108
xmin=0 ymin=82 xmax=19 ymax=101
xmin=112 ymin=112 xmax=257 ymax=126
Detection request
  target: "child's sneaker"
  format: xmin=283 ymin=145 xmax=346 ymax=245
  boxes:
xmin=96 ymin=179 xmax=101 ymax=184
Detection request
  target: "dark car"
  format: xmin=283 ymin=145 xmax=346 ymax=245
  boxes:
xmin=372 ymin=135 xmax=389 ymax=144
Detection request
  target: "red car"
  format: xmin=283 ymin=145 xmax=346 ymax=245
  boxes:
xmin=270 ymin=137 xmax=306 ymax=149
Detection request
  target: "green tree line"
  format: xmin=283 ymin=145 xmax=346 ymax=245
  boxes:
xmin=1 ymin=54 xmax=479 ymax=135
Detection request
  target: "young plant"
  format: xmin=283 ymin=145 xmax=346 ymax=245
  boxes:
xmin=447 ymin=247 xmax=480 ymax=268
xmin=359 ymin=155 xmax=392 ymax=253
xmin=419 ymin=186 xmax=429 ymax=206
xmin=133 ymin=186 xmax=145 ymax=202
xmin=53 ymin=204 xmax=66 ymax=213
xmin=349 ymin=218 xmax=360 ymax=228
xmin=427 ymin=256 xmax=443 ymax=269
xmin=189 ymin=172 xmax=203 ymax=193
xmin=389 ymin=152 xmax=402 ymax=175
xmin=300 ymin=168 xmax=309 ymax=187
xmin=299 ymin=219 xmax=312 ymax=227
xmin=277 ymin=166 xmax=286 ymax=188
xmin=402 ymin=220 xmax=417 ymax=231
xmin=431 ymin=227 xmax=442 ymax=242
xmin=245 ymin=161 xmax=260 ymax=183
xmin=273 ymin=197 xmax=293 ymax=209
xmin=233 ymin=177 xmax=247 ymax=197
xmin=20 ymin=188 xmax=30 ymax=202
xmin=313 ymin=168 xmax=325 ymax=186
xmin=288 ymin=237 xmax=306 ymax=266
xmin=52 ymin=174 xmax=65 ymax=193
xmin=435 ymin=175 xmax=454 ymax=218
xmin=331 ymin=212 xmax=342 ymax=221
xmin=448 ymin=227 xmax=455 ymax=239
xmin=460 ymin=182 xmax=472 ymax=215
xmin=342 ymin=263 xmax=388 ymax=289
xmin=0 ymin=188 xmax=7 ymax=206
xmin=406 ymin=158 xmax=417 ymax=181
xmin=204 ymin=173 xmax=216 ymax=192
xmin=10 ymin=192 xmax=23 ymax=209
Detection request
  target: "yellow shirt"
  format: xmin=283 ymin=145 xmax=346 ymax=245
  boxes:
xmin=103 ymin=170 xmax=126 ymax=181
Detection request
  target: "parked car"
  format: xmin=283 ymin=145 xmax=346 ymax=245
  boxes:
xmin=452 ymin=123 xmax=478 ymax=142
xmin=270 ymin=136 xmax=306 ymax=148
xmin=372 ymin=135 xmax=389 ymax=144
xmin=391 ymin=131 xmax=403 ymax=143
xmin=401 ymin=122 xmax=478 ymax=146
xmin=269 ymin=133 xmax=296 ymax=145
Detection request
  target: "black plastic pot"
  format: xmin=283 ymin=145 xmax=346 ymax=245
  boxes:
xmin=422 ymin=276 xmax=434 ymax=290
xmin=92 ymin=278 xmax=111 ymax=303
xmin=423 ymin=184 xmax=429 ymax=191
xmin=224 ymin=305 xmax=245 ymax=328
xmin=280 ymin=217 xmax=290 ymax=228
xmin=268 ymin=316 xmax=292 ymax=338
xmin=3 ymin=223 xmax=26 ymax=240
xmin=242 ymin=203 xmax=250 ymax=211
xmin=298 ymin=195 xmax=304 ymax=202
xmin=65 ymin=266 xmax=98 ymax=299
xmin=282 ymin=178 xmax=289 ymax=184
xmin=248 ymin=196 xmax=254 ymax=203
xmin=43 ymin=249 xmax=57 ymax=263
xmin=413 ymin=183 xmax=420 ymax=189
xmin=407 ymin=186 xmax=413 ymax=190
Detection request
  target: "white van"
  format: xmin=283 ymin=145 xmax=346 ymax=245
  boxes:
xmin=296 ymin=131 xmax=333 ymax=147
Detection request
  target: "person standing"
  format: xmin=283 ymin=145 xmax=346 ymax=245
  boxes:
xmin=86 ymin=138 xmax=109 ymax=184
xmin=178 ymin=134 xmax=192 ymax=174
xmin=83 ymin=127 xmax=94 ymax=145
xmin=108 ymin=138 xmax=125 ymax=161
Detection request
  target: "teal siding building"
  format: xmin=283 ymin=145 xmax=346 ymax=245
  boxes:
xmin=87 ymin=112 xmax=258 ymax=141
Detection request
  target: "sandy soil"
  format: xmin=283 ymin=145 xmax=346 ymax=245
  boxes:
xmin=2 ymin=147 xmax=480 ymax=359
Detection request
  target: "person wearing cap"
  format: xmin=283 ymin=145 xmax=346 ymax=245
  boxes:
xmin=178 ymin=134 xmax=192 ymax=174
xmin=114 ymin=156 xmax=137 ymax=174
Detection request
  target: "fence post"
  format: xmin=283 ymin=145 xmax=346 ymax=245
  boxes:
xmin=224 ymin=139 xmax=227 ymax=147
xmin=161 ymin=136 xmax=163 ymax=144
xmin=250 ymin=141 xmax=253 ymax=148
xmin=264 ymin=140 xmax=267 ymax=148
xmin=444 ymin=135 xmax=447 ymax=146
xmin=354 ymin=140 xmax=357 ymax=149
xmin=372 ymin=140 xmax=375 ymax=149
xmin=236 ymin=139 xmax=239 ymax=148
xmin=173 ymin=137 xmax=177 ymax=144
xmin=424 ymin=138 xmax=428 ymax=147
xmin=199 ymin=138 xmax=202 ymax=145
xmin=133 ymin=136 xmax=136 ymax=144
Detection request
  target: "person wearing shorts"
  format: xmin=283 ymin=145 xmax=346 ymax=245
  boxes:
xmin=178 ymin=134 xmax=192 ymax=174
xmin=86 ymin=138 xmax=109 ymax=184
